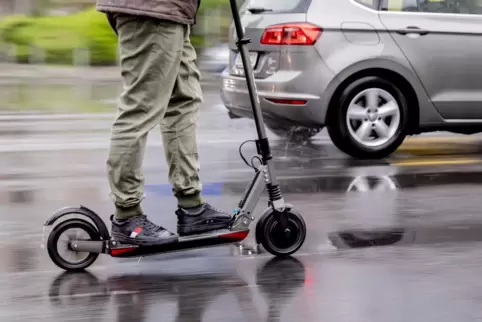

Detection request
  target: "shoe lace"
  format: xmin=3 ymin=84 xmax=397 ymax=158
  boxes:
xmin=135 ymin=216 xmax=164 ymax=231
xmin=205 ymin=203 xmax=230 ymax=215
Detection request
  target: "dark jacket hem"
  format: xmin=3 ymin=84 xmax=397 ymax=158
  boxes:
xmin=96 ymin=5 xmax=194 ymax=25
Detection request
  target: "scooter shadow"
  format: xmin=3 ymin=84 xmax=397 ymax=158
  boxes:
xmin=48 ymin=257 xmax=306 ymax=322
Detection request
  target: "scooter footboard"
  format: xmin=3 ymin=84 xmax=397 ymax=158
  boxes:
xmin=109 ymin=230 xmax=250 ymax=258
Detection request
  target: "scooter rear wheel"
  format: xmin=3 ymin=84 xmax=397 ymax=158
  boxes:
xmin=47 ymin=219 xmax=101 ymax=271
xmin=257 ymin=208 xmax=306 ymax=256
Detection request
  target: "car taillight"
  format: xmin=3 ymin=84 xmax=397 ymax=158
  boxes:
xmin=260 ymin=23 xmax=322 ymax=46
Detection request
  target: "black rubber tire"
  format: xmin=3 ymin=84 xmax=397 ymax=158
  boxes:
xmin=257 ymin=208 xmax=306 ymax=256
xmin=47 ymin=219 xmax=101 ymax=272
xmin=327 ymin=76 xmax=410 ymax=159
xmin=255 ymin=208 xmax=271 ymax=246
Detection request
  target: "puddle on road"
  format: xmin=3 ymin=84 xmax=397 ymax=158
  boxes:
xmin=222 ymin=170 xmax=482 ymax=195
xmin=44 ymin=256 xmax=305 ymax=322
xmin=8 ymin=189 xmax=35 ymax=204
xmin=329 ymin=223 xmax=482 ymax=249
xmin=2 ymin=169 xmax=482 ymax=207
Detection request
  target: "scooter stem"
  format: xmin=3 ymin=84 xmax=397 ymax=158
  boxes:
xmin=228 ymin=0 xmax=270 ymax=158
xmin=228 ymin=0 xmax=285 ymax=211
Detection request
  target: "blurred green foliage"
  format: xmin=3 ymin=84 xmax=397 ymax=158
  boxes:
xmin=0 ymin=0 xmax=231 ymax=65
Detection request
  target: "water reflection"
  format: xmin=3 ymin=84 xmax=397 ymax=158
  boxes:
xmin=256 ymin=257 xmax=306 ymax=322
xmin=344 ymin=172 xmax=400 ymax=231
xmin=48 ymin=257 xmax=306 ymax=322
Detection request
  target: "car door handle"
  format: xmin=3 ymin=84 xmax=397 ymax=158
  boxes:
xmin=396 ymin=26 xmax=429 ymax=36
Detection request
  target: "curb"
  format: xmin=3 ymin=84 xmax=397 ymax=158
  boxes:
xmin=398 ymin=137 xmax=481 ymax=155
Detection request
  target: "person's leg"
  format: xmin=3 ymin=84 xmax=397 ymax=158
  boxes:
xmin=107 ymin=13 xmax=185 ymax=245
xmin=160 ymin=25 xmax=233 ymax=237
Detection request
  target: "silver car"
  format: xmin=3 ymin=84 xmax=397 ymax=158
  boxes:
xmin=220 ymin=0 xmax=482 ymax=159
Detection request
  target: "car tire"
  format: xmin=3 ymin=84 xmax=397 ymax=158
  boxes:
xmin=327 ymin=76 xmax=410 ymax=159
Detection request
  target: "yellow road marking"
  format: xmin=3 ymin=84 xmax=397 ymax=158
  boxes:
xmin=397 ymin=146 xmax=478 ymax=155
xmin=404 ymin=136 xmax=478 ymax=143
xmin=397 ymin=137 xmax=481 ymax=155
xmin=391 ymin=158 xmax=480 ymax=167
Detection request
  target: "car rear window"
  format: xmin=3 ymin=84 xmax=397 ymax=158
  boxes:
xmin=244 ymin=0 xmax=312 ymax=13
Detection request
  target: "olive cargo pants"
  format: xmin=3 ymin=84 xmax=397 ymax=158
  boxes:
xmin=106 ymin=14 xmax=204 ymax=219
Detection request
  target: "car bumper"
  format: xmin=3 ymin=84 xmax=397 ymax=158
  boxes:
xmin=220 ymin=70 xmax=325 ymax=128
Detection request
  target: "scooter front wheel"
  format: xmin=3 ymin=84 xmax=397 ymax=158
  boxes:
xmin=256 ymin=207 xmax=306 ymax=256
xmin=47 ymin=219 xmax=101 ymax=271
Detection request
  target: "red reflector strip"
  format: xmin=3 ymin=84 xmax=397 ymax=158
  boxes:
xmin=266 ymin=98 xmax=307 ymax=105
xmin=219 ymin=230 xmax=249 ymax=240
xmin=111 ymin=247 xmax=137 ymax=256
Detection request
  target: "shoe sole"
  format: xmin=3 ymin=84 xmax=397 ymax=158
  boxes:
xmin=111 ymin=233 xmax=179 ymax=246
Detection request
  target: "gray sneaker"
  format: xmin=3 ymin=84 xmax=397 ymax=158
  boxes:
xmin=110 ymin=215 xmax=179 ymax=246
xmin=176 ymin=203 xmax=234 ymax=236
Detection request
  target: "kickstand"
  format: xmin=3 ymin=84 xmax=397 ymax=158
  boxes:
xmin=136 ymin=257 xmax=143 ymax=265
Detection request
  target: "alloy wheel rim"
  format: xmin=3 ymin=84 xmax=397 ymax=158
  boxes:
xmin=346 ymin=88 xmax=401 ymax=147
xmin=56 ymin=228 xmax=90 ymax=264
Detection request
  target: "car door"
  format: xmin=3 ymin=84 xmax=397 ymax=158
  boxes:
xmin=378 ymin=0 xmax=482 ymax=120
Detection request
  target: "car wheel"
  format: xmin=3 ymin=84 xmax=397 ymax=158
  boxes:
xmin=266 ymin=124 xmax=322 ymax=141
xmin=327 ymin=76 xmax=409 ymax=159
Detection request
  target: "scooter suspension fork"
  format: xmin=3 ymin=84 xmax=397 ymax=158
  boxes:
xmin=256 ymin=138 xmax=285 ymax=213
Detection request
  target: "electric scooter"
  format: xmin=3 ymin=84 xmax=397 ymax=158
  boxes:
xmin=43 ymin=0 xmax=307 ymax=271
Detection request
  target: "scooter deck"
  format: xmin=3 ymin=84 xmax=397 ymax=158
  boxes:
xmin=110 ymin=229 xmax=250 ymax=258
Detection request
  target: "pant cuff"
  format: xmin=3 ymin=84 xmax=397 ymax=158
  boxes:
xmin=115 ymin=204 xmax=143 ymax=220
xmin=177 ymin=193 xmax=203 ymax=208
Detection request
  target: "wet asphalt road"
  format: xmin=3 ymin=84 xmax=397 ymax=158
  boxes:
xmin=4 ymin=92 xmax=482 ymax=321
